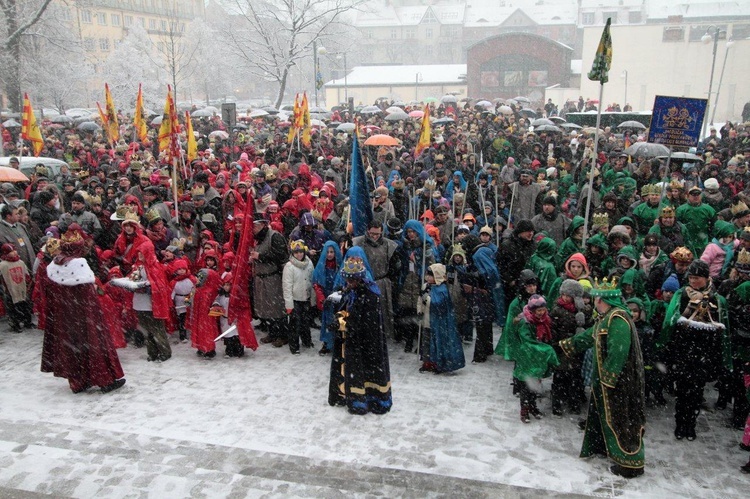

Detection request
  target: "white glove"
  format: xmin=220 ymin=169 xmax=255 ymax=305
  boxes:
xmin=326 ymin=291 xmax=343 ymax=305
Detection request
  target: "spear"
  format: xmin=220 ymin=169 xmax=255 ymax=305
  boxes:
xmin=417 ymin=177 xmax=436 ymax=358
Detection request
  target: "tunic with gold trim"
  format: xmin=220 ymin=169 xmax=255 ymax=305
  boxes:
xmin=560 ymin=307 xmax=646 ymax=469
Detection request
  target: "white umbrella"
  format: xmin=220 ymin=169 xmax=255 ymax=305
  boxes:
xmin=498 ymin=105 xmax=513 ymax=115
xmin=513 ymin=96 xmax=531 ymax=104
xmin=309 ymin=106 xmax=329 ymax=113
xmin=385 ymin=106 xmax=403 ymax=114
xmin=360 ymin=106 xmax=382 ymax=114
xmin=151 ymin=116 xmax=163 ymax=125
xmin=336 ymin=123 xmax=356 ymax=132
xmin=204 ymin=106 xmax=220 ymax=113
xmin=384 ymin=112 xmax=409 ymax=121
xmin=209 ymin=130 xmax=229 ymax=139
xmin=441 ymin=94 xmax=458 ymax=104
xmin=2 ymin=119 xmax=21 ymax=128
xmin=249 ymin=109 xmax=269 ymax=118
xmin=475 ymin=100 xmax=493 ymax=108
xmin=191 ymin=108 xmax=214 ymax=117
xmin=310 ymin=119 xmax=325 ymax=127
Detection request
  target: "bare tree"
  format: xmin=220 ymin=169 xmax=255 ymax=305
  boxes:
xmin=0 ymin=0 xmax=55 ymax=111
xmin=218 ymin=0 xmax=364 ymax=109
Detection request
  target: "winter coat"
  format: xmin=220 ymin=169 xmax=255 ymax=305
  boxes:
xmin=700 ymin=240 xmax=739 ymax=279
xmin=282 ymin=256 xmax=315 ymax=310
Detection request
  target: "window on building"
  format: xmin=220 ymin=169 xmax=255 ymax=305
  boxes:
xmin=139 ymin=17 xmax=146 ymax=27
xmin=688 ymin=25 xmax=727 ymax=42
xmin=733 ymin=23 xmax=750 ymax=39
xmin=81 ymin=10 xmax=92 ymax=24
xmin=422 ymin=9 xmax=438 ymax=24
xmin=96 ymin=12 xmax=106 ymax=25
xmin=391 ymin=29 xmax=398 ymax=39
xmin=99 ymin=38 xmax=110 ymax=51
xmin=426 ymin=28 xmax=433 ymax=39
xmin=663 ymin=26 xmax=685 ymax=42
xmin=426 ymin=45 xmax=434 ymax=56
xmin=84 ymin=37 xmax=95 ymax=51
xmin=581 ymin=13 xmax=594 ymax=25
xmin=58 ymin=6 xmax=71 ymax=21
xmin=111 ymin=14 xmax=121 ymax=26
xmin=405 ymin=28 xmax=416 ymax=39
xmin=161 ymin=20 xmax=168 ymax=31
xmin=603 ymin=12 xmax=617 ymax=24
xmin=628 ymin=11 xmax=642 ymax=24
xmin=124 ymin=15 xmax=133 ymax=27
xmin=149 ymin=19 xmax=157 ymax=30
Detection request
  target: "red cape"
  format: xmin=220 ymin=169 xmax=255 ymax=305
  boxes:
xmin=228 ymin=191 xmax=258 ymax=350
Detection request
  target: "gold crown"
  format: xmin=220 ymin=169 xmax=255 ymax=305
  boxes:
xmin=78 ymin=170 xmax=90 ymax=179
xmin=592 ymin=212 xmax=609 ymax=227
xmin=731 ymin=201 xmax=749 ymax=216
xmin=290 ymin=239 xmax=308 ymax=253
xmin=45 ymin=238 xmax=61 ymax=256
xmin=61 ymin=229 xmax=84 ymax=245
xmin=191 ymin=185 xmax=205 ymax=197
xmin=144 ymin=209 xmax=161 ymax=224
xmin=668 ymin=179 xmax=684 ymax=190
xmin=423 ymin=178 xmax=437 ymax=191
xmin=737 ymin=248 xmax=750 ymax=266
xmin=670 ymin=246 xmax=694 ymax=263
xmin=590 ymin=276 xmax=621 ymax=298
xmin=139 ymin=169 xmax=151 ymax=179
xmin=641 ymin=184 xmax=658 ymax=196
xmin=169 ymin=238 xmax=185 ymax=251
xmin=89 ymin=195 xmax=102 ymax=206
xmin=122 ymin=211 xmax=141 ymax=225
xmin=660 ymin=206 xmax=675 ymax=218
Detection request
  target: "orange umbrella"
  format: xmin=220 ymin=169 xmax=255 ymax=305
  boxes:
xmin=363 ymin=134 xmax=400 ymax=146
xmin=0 ymin=167 xmax=30 ymax=182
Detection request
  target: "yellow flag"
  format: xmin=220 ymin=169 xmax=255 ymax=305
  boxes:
xmin=104 ymin=83 xmax=120 ymax=142
xmin=287 ymin=93 xmax=299 ymax=144
xmin=21 ymin=93 xmax=43 ymax=156
xmin=134 ymin=83 xmax=148 ymax=142
xmin=185 ymin=111 xmax=197 ymax=162
xmin=158 ymin=86 xmax=175 ymax=154
xmin=415 ymin=104 xmax=431 ymax=157
xmin=301 ymin=92 xmax=311 ymax=147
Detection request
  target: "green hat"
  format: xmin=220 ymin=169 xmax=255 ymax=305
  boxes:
xmin=589 ymin=277 xmax=622 ymax=299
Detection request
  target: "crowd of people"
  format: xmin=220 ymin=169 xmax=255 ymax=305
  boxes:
xmin=1 ymin=97 xmax=750 ymax=478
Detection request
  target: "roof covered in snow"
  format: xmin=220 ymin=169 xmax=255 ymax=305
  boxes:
xmin=645 ymin=1 xmax=750 ymax=21
xmin=325 ymin=64 xmax=467 ymax=87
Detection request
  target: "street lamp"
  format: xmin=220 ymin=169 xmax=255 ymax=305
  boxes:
xmin=620 ymin=70 xmax=628 ymax=109
xmin=710 ymin=37 xmax=734 ymax=125
xmin=317 ymin=46 xmax=348 ymax=104
xmin=700 ymin=26 xmax=724 ymax=139
xmin=415 ymin=72 xmax=423 ymax=101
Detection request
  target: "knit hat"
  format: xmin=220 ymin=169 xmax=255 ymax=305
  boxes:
xmin=518 ymin=269 xmax=539 ymax=286
xmin=451 ymin=244 xmax=466 ymax=262
xmin=526 ymin=294 xmax=547 ymax=310
xmin=515 ymin=219 xmax=535 ymax=234
xmin=71 ymin=192 xmax=86 ymax=204
xmin=687 ymin=260 xmax=710 ymax=278
xmin=704 ymin=178 xmax=720 ymax=191
xmin=542 ymin=195 xmax=557 ymax=207
xmin=661 ymin=273 xmax=680 ymax=292
xmin=479 ymin=226 xmax=493 ymax=236
xmin=36 ymin=190 xmax=55 ymax=205
xmin=559 ymin=279 xmax=584 ymax=298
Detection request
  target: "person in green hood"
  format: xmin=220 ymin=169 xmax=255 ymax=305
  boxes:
xmin=556 ymin=216 xmax=585 ymax=271
xmin=699 ymin=219 xmax=738 ymax=284
xmin=560 ymin=277 xmax=645 ymax=478
xmin=526 ymin=237 xmax=558 ymax=298
xmin=676 ymin=185 xmax=716 ymax=256
xmin=632 ymin=184 xmax=664 ymax=236
xmin=584 ymin=232 xmax=609 ymax=280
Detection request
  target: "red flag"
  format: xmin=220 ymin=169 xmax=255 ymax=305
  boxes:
xmin=228 ymin=190 xmax=258 ymax=350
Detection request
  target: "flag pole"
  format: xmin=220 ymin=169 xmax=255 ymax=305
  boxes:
xmin=581 ymin=82 xmax=605 ymax=247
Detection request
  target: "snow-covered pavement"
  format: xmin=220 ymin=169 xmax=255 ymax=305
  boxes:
xmin=0 ymin=325 xmax=747 ymax=498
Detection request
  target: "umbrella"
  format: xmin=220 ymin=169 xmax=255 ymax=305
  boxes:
xmin=433 ymin=117 xmax=455 ymax=125
xmin=362 ymin=125 xmax=381 ymax=134
xmin=309 ymin=112 xmax=330 ymax=120
xmin=191 ymin=108 xmax=214 ymax=117
xmin=249 ymin=109 xmax=269 ymax=118
xmin=204 ymin=106 xmax=220 ymax=113
xmin=364 ymin=134 xmax=399 ymax=146
xmin=519 ymin=108 xmax=537 ymax=118
xmin=310 ymin=119 xmax=325 ymax=127
xmin=492 ymin=98 xmax=506 ymax=104
xmin=77 ymin=121 xmax=102 ymax=132
xmin=0 ymin=167 xmax=30 ymax=182
xmin=531 ymin=118 xmax=555 ymax=127
xmin=441 ymin=94 xmax=458 ymax=104
xmin=360 ymin=106 xmax=381 ymax=114
xmin=309 ymin=106 xmax=329 ymax=113
xmin=209 ymin=130 xmax=229 ymax=139
xmin=233 ymin=123 xmax=248 ymax=130
xmin=513 ymin=96 xmax=531 ymax=104
xmin=408 ymin=110 xmax=424 ymax=118
xmin=276 ymin=121 xmax=291 ymax=128
xmin=560 ymin=123 xmax=582 ymax=130
xmin=261 ymin=106 xmax=279 ymax=114
xmin=624 ymin=142 xmax=670 ymax=158
xmin=2 ymin=119 xmax=21 ymax=128
xmin=392 ymin=101 xmax=406 ymax=107
xmin=581 ymin=127 xmax=604 ymax=134
xmin=475 ymin=100 xmax=493 ymax=109
xmin=549 ymin=116 xmax=566 ymax=124
xmin=617 ymin=120 xmax=647 ymax=130
xmin=336 ymin=123 xmax=356 ymax=133
xmin=656 ymin=152 xmax=704 ymax=162
xmin=385 ymin=106 xmax=403 ymax=114
xmin=423 ymin=97 xmax=438 ymax=103
xmin=49 ymin=115 xmax=74 ymax=124
xmin=498 ymin=105 xmax=513 ymax=115
xmin=151 ymin=116 xmax=163 ymax=126
xmin=533 ymin=124 xmax=562 ymax=133
xmin=384 ymin=111 xmax=409 ymax=121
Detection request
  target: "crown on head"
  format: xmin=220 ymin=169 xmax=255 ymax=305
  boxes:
xmin=670 ymin=246 xmax=694 ymax=263
xmin=737 ymin=248 xmax=750 ymax=267
xmin=668 ymin=179 xmax=684 ymax=190
xmin=144 ymin=209 xmax=161 ymax=224
xmin=731 ymin=200 xmax=750 ymax=216
xmin=589 ymin=277 xmax=621 ymax=298
xmin=592 ymin=212 xmax=609 ymax=227
xmin=114 ymin=205 xmax=135 ymax=219
xmin=641 ymin=184 xmax=658 ymax=196
xmin=191 ymin=185 xmax=205 ymax=197
xmin=340 ymin=256 xmax=366 ymax=278
xmin=290 ymin=239 xmax=308 ymax=253
xmin=61 ymin=229 xmax=84 ymax=245
xmin=122 ymin=211 xmax=141 ymax=226
xmin=423 ymin=178 xmax=437 ymax=191
xmin=660 ymin=206 xmax=675 ymax=218
xmin=45 ymin=238 xmax=61 ymax=256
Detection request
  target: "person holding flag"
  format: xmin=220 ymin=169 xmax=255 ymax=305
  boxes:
xmin=415 ymin=104 xmax=431 ymax=159
xmin=134 ymin=84 xmax=148 ymax=143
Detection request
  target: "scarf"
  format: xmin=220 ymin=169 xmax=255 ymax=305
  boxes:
xmin=712 ymin=237 xmax=735 ymax=277
xmin=1 ymin=253 xmax=20 ymax=263
xmin=556 ymin=297 xmax=577 ymax=313
xmin=639 ymin=250 xmax=659 ymax=276
xmin=523 ymin=305 xmax=553 ymax=342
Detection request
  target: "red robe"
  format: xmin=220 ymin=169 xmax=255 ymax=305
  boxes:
xmin=228 ymin=192 xmax=258 ymax=350
xmin=32 ymin=257 xmax=51 ymax=330
xmin=41 ymin=258 xmax=124 ymax=392
xmin=134 ymin=240 xmax=172 ymax=321
xmin=96 ymin=278 xmax=126 ymax=349
xmin=189 ymin=268 xmax=221 ymax=353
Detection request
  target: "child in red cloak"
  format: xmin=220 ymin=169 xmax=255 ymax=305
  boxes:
xmin=189 ymin=267 xmax=222 ymax=358
xmin=96 ymin=276 xmax=127 ymax=348
xmin=104 ymin=266 xmax=141 ymax=347
xmin=169 ymin=259 xmax=196 ymax=342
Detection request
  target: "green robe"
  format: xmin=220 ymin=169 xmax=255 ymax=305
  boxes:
xmin=632 ymin=202 xmax=661 ymax=236
xmin=511 ymin=318 xmax=559 ymax=380
xmin=675 ymin=202 xmax=716 ymax=256
xmin=496 ymin=296 xmax=525 ymax=357
xmin=526 ymin=238 xmax=558 ymax=298
xmin=560 ymin=307 xmax=645 ymax=470
xmin=556 ymin=237 xmax=584 ymax=272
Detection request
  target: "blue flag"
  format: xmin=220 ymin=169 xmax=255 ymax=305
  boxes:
xmin=349 ymin=132 xmax=372 ymax=237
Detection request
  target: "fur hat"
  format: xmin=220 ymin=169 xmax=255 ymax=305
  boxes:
xmin=526 ymin=294 xmax=547 ymax=310
xmin=559 ymin=279 xmax=584 ymax=298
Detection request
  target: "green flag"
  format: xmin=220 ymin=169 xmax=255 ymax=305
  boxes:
xmin=588 ymin=18 xmax=613 ymax=84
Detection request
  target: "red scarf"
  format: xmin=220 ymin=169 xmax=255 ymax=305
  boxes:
xmin=523 ymin=306 xmax=553 ymax=342
xmin=556 ymin=297 xmax=577 ymax=313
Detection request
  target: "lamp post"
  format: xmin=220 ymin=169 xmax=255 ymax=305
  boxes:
xmin=710 ymin=37 xmax=734 ymax=125
xmin=700 ymin=26 xmax=723 ymax=140
xmin=620 ymin=70 xmax=628 ymax=109
xmin=317 ymin=46 xmax=348 ymax=105
xmin=313 ymin=40 xmax=320 ymax=107
xmin=415 ymin=72 xmax=422 ymax=101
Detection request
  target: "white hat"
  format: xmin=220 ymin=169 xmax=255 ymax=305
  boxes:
xmin=704 ymin=178 xmax=720 ymax=191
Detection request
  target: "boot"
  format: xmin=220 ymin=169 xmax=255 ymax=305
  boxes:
xmin=610 ymin=465 xmax=644 ymax=479
xmin=741 ymin=458 xmax=750 ymax=474
xmin=100 ymin=378 xmax=126 ymax=393
xmin=520 ymin=405 xmax=530 ymax=424
xmin=529 ymin=402 xmax=544 ymax=419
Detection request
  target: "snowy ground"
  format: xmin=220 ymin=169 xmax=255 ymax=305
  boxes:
xmin=0 ymin=323 xmax=747 ymax=498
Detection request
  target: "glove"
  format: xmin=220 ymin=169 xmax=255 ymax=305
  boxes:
xmin=326 ymin=291 xmax=343 ymax=305
xmin=286 ymin=308 xmax=293 ymax=315
xmin=575 ymin=312 xmax=585 ymax=327
xmin=314 ymin=285 xmax=325 ymax=311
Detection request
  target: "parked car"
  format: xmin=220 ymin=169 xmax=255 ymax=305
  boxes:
xmin=0 ymin=156 xmax=68 ymax=180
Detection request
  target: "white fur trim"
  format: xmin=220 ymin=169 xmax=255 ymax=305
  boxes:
xmin=47 ymin=258 xmax=96 ymax=287
xmin=676 ymin=316 xmax=726 ymax=331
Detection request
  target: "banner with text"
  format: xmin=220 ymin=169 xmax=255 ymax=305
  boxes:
xmin=648 ymin=95 xmax=707 ymax=148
